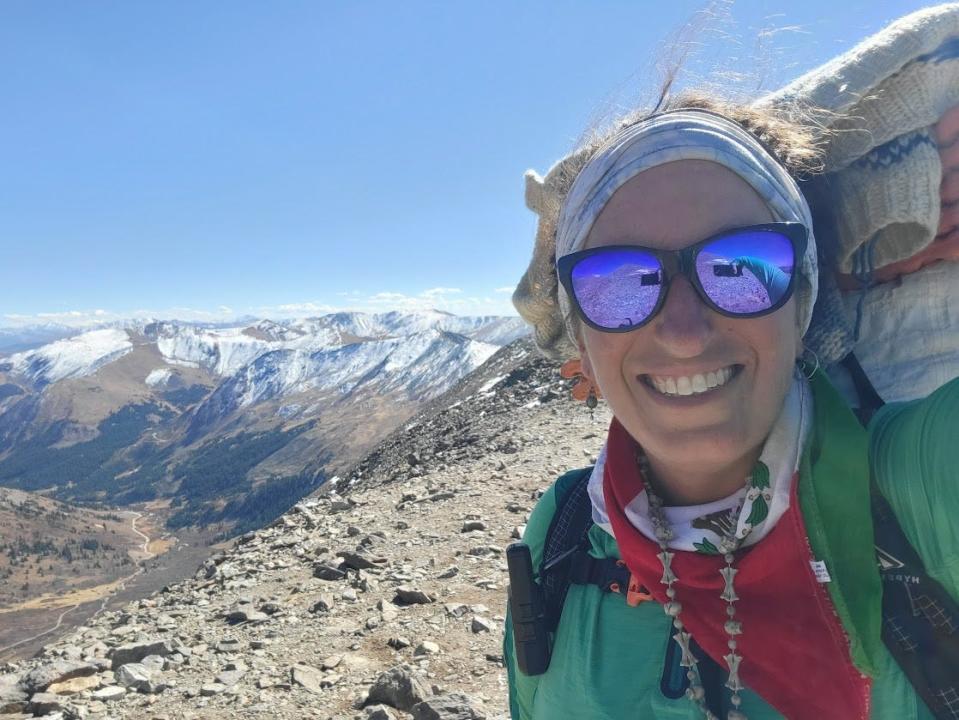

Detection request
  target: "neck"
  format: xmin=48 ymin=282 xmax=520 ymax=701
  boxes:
xmin=642 ymin=445 xmax=762 ymax=506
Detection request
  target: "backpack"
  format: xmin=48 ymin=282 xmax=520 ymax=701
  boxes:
xmin=522 ymin=354 xmax=959 ymax=719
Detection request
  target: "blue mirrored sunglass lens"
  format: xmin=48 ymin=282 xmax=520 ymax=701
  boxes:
xmin=571 ymin=249 xmax=663 ymax=329
xmin=694 ymin=231 xmax=795 ymax=314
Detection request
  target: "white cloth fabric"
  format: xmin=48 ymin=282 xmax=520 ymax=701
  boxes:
xmin=553 ymin=109 xmax=819 ymax=351
xmin=757 ymin=4 xmax=959 ymax=369
xmin=587 ymin=372 xmax=813 ymax=553
xmin=826 ymin=259 xmax=959 ymax=406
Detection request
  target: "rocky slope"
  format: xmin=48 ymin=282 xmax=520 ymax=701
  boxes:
xmin=0 ymin=336 xmax=612 ymax=720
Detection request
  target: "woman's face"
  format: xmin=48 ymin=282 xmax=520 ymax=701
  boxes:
xmin=576 ymin=159 xmax=801 ymax=471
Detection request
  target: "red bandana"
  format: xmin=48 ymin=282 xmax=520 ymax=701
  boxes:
xmin=601 ymin=416 xmax=871 ymax=719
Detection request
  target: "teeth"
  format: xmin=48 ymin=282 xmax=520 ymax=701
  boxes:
xmin=647 ymin=366 xmax=736 ymax=397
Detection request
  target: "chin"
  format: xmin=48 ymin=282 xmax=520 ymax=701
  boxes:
xmin=622 ymin=414 xmax=757 ymax=468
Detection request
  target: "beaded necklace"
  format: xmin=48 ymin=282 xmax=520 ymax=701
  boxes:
xmin=636 ymin=449 xmax=753 ymax=720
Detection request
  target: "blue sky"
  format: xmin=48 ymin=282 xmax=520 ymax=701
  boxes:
xmin=0 ymin=1 xmax=938 ymax=327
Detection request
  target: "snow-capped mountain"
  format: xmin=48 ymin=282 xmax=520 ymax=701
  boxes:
xmin=0 ymin=310 xmax=530 ymax=535
xmin=292 ymin=310 xmax=530 ymax=346
xmin=0 ymin=311 xmax=529 ymax=388
xmin=2 ymin=328 xmax=133 ymax=387
xmin=186 ymin=328 xmax=498 ymax=437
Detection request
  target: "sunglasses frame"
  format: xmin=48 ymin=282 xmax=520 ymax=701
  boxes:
xmin=556 ymin=222 xmax=808 ymax=333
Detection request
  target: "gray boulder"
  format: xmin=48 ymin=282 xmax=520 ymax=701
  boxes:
xmin=18 ymin=660 xmax=97 ymax=694
xmin=393 ymin=586 xmax=435 ymax=605
xmin=115 ymin=663 xmax=153 ymax=693
xmin=27 ymin=691 xmax=68 ymax=716
xmin=109 ymin=640 xmax=172 ymax=670
xmin=410 ymin=693 xmax=487 ymax=720
xmin=0 ymin=673 xmax=27 ymax=713
xmin=314 ymin=563 xmax=347 ymax=581
xmin=365 ymin=665 xmax=428 ymax=711
xmin=363 ymin=705 xmax=398 ymax=720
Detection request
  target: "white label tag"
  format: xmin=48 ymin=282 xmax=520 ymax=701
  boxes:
xmin=810 ymin=560 xmax=831 ymax=583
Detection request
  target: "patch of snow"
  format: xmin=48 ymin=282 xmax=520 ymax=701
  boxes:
xmin=276 ymin=403 xmax=301 ymax=418
xmin=479 ymin=375 xmax=506 ymax=394
xmin=145 ymin=368 xmax=173 ymax=387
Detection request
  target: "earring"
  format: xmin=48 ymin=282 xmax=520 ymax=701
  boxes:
xmin=560 ymin=358 xmax=602 ymax=419
xmin=798 ymin=345 xmax=821 ymax=380
xmin=586 ymin=385 xmax=598 ymax=420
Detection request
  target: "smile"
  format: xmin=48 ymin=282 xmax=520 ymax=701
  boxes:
xmin=642 ymin=365 xmax=742 ymax=397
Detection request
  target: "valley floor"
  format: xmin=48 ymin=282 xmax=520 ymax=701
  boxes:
xmin=0 ymin=519 xmax=220 ymax=664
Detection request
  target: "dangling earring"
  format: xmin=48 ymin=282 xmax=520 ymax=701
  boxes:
xmin=560 ymin=357 xmax=602 ymax=419
xmin=798 ymin=344 xmax=821 ymax=380
xmin=585 ymin=385 xmax=598 ymax=420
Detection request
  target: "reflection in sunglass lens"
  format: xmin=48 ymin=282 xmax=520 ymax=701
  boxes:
xmin=571 ymin=249 xmax=663 ymax=329
xmin=695 ymin=231 xmax=795 ymax=314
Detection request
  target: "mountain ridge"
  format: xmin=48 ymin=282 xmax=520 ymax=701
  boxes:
xmin=0 ymin=310 xmax=529 ymax=552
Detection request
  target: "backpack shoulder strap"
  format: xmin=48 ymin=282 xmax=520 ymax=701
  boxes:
xmin=842 ymin=352 xmax=959 ymax=719
xmin=539 ymin=466 xmax=595 ymax=632
xmin=872 ymin=483 xmax=959 ymax=719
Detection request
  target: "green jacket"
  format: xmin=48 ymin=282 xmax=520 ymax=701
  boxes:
xmin=504 ymin=372 xmax=959 ymax=719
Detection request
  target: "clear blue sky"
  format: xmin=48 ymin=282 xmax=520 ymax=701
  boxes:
xmin=0 ymin=1 xmax=938 ymax=327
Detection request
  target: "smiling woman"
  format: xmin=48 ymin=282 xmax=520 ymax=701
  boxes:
xmin=504 ymin=6 xmax=959 ymax=720
xmin=572 ymin=160 xmax=801 ymax=507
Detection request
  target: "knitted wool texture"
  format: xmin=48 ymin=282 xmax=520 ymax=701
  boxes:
xmin=513 ymin=3 xmax=959 ymax=364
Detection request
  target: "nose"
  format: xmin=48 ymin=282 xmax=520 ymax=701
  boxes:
xmin=652 ymin=275 xmax=714 ymax=357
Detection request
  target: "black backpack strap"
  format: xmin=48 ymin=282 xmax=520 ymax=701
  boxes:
xmin=840 ymin=351 xmax=885 ymax=426
xmin=539 ymin=466 xmax=595 ymax=632
xmin=873 ymin=484 xmax=959 ymax=719
xmin=842 ymin=352 xmax=959 ymax=719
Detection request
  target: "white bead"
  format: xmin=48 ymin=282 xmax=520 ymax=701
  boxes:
xmin=724 ymin=620 xmax=743 ymax=635
xmin=724 ymin=652 xmax=744 ymax=692
xmin=720 ymin=566 xmax=739 ymax=602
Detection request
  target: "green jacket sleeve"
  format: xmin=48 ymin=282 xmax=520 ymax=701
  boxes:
xmin=503 ymin=484 xmax=559 ymax=720
xmin=868 ymin=375 xmax=959 ymax=589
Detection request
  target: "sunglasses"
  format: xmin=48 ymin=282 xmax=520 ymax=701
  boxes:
xmin=556 ymin=222 xmax=808 ymax=332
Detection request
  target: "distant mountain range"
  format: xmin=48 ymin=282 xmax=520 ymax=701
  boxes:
xmin=0 ymin=310 xmax=529 ymax=536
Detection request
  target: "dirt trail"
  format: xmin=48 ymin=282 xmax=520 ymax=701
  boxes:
xmin=0 ymin=511 xmax=155 ymax=655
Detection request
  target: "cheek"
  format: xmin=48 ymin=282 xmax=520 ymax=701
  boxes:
xmin=750 ymin=313 xmax=800 ymax=393
xmin=580 ymin=330 xmax=631 ymax=386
